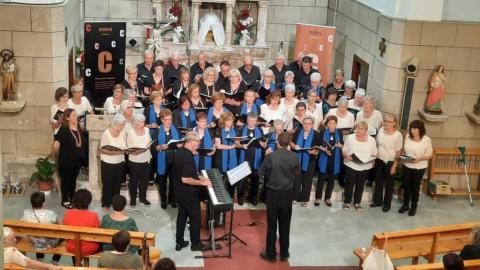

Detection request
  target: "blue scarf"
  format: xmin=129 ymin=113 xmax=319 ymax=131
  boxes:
xmin=239 ymin=126 xmax=263 ymax=170
xmin=221 ymin=128 xmax=238 ymax=172
xmin=240 ymin=102 xmax=258 ymax=116
xmin=148 ymin=105 xmax=161 ymax=137
xmin=207 ymin=106 xmax=229 ymax=125
xmin=156 ymin=125 xmax=180 ymax=175
xmin=296 ymin=129 xmax=314 ymax=172
xmin=180 ymin=108 xmax=196 ymax=128
xmin=194 ymin=127 xmax=213 ymax=170
xmin=267 ymin=132 xmax=278 ymax=151
xmin=318 ymin=128 xmax=341 ymax=175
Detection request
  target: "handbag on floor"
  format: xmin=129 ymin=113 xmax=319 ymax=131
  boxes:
xmin=362 ymin=234 xmax=394 ymax=270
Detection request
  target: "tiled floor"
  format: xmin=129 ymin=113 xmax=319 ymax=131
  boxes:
xmin=3 ymin=185 xmax=480 ymax=268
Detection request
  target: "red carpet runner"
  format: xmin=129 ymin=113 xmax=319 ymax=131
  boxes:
xmin=179 ymin=209 xmax=357 ymax=270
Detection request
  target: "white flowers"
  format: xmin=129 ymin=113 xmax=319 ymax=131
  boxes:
xmin=240 ymin=17 xmax=253 ymax=27
xmin=241 ymin=29 xmax=249 ymax=36
xmin=167 ymin=14 xmax=178 ymax=21
xmin=174 ymin=26 xmax=183 ymax=33
xmin=75 ymin=57 xmax=81 ymax=64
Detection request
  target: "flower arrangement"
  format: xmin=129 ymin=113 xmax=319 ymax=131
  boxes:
xmin=75 ymin=47 xmax=84 ymax=75
xmin=234 ymin=8 xmax=256 ymax=45
xmin=163 ymin=1 xmax=186 ymax=42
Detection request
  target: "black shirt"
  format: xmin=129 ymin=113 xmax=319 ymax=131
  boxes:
xmin=198 ymin=80 xmax=215 ymax=98
xmin=54 ymin=126 xmax=87 ymax=165
xmin=288 ymin=60 xmax=301 ymax=73
xmin=215 ymin=72 xmax=230 ymax=91
xmin=173 ymin=147 xmax=200 ymax=199
xmin=136 ymin=63 xmax=155 ymax=93
xmin=294 ymin=68 xmax=319 ymax=95
xmin=269 ymin=64 xmax=289 ymax=85
xmin=239 ymin=65 xmax=261 ymax=89
xmin=190 ymin=62 xmax=213 ymax=83
xmin=259 ymin=148 xmax=300 ymax=191
xmin=163 ymin=63 xmax=186 ymax=90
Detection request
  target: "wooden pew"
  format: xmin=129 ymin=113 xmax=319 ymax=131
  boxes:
xmin=4 ymin=220 xmax=160 ymax=268
xmin=353 ymin=222 xmax=480 ymax=269
xmin=395 ymin=259 xmax=480 ymax=270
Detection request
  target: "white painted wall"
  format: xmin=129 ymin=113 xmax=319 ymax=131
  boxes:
xmin=442 ymin=0 xmax=480 ymax=22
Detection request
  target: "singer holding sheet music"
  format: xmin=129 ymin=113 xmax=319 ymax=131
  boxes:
xmin=198 ymin=67 xmax=216 ymax=99
xmin=371 ymin=114 xmax=402 ymax=212
xmin=193 ymin=112 xmax=215 ymax=171
xmin=126 ymin=114 xmax=152 ymax=207
xmin=237 ymin=90 xmax=260 ymax=127
xmin=238 ymin=112 xmax=267 ymax=206
xmin=291 ymin=116 xmax=320 ymax=207
xmin=172 ymin=131 xmax=212 ymax=252
xmin=152 ymin=109 xmax=182 ymax=209
xmin=342 ymin=121 xmax=378 ymax=211
xmin=315 ymin=115 xmax=343 ymax=207
xmin=171 ymin=67 xmax=190 ymax=101
xmin=207 ymin=92 xmax=229 ymax=128
xmin=99 ymin=114 xmax=127 ymax=210
xmin=187 ymin=84 xmax=207 ymax=109
xmin=173 ymin=96 xmax=197 ymax=133
xmin=399 ymin=120 xmax=433 ymax=216
xmin=50 ymin=87 xmax=68 ymax=135
xmin=214 ymin=112 xmax=239 ymax=197
xmin=256 ymin=69 xmax=276 ymax=106
xmin=259 ymin=132 xmax=300 ymax=263
xmin=223 ymin=68 xmax=247 ymax=111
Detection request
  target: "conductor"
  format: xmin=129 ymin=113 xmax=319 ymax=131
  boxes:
xmin=258 ymin=132 xmax=301 ymax=262
xmin=172 ymin=131 xmax=212 ymax=252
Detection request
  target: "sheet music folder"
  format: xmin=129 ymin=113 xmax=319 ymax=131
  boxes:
xmin=226 ymin=161 xmax=252 ymax=186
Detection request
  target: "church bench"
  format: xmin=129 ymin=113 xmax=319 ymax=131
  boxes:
xmin=395 ymin=259 xmax=480 ymax=270
xmin=353 ymin=222 xmax=480 ymax=269
xmin=4 ymin=263 xmax=129 ymax=270
xmin=4 ymin=219 xmax=160 ymax=268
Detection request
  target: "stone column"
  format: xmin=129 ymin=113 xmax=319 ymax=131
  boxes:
xmin=190 ymin=1 xmax=201 ymax=47
xmin=255 ymin=0 xmax=269 ymax=47
xmin=225 ymin=3 xmax=234 ymax=48
xmin=152 ymin=0 xmax=165 ymax=21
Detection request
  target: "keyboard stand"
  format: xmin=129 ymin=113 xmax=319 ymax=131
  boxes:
xmin=195 ymin=201 xmax=225 ymax=259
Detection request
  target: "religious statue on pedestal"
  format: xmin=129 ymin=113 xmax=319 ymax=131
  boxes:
xmin=198 ymin=11 xmax=225 ymax=47
xmin=1 ymin=49 xmax=17 ymax=101
xmin=424 ymin=64 xmax=446 ymax=115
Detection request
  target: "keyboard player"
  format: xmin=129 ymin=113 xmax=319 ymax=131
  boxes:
xmin=172 ymin=131 xmax=212 ymax=252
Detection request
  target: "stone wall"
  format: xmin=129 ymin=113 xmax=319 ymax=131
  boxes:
xmin=0 ymin=0 xmax=82 ymax=179
xmin=265 ymin=0 xmax=328 ymax=66
xmin=327 ymin=0 xmax=480 ymax=190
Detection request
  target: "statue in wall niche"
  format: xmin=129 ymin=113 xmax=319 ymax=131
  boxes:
xmin=198 ymin=11 xmax=225 ymax=47
xmin=1 ymin=49 xmax=17 ymax=101
xmin=424 ymin=64 xmax=446 ymax=115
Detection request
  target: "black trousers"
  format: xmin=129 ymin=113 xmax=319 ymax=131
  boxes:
xmin=59 ymin=160 xmax=82 ymax=203
xmin=296 ymin=161 xmax=315 ymax=202
xmin=156 ymin=162 xmax=175 ymax=204
xmin=373 ymin=160 xmax=395 ymax=208
xmin=101 ymin=161 xmax=125 ymax=208
xmin=315 ymin=172 xmax=335 ymax=200
xmin=402 ymin=165 xmax=426 ymax=208
xmin=344 ymin=166 xmax=368 ymax=204
xmin=176 ymin=194 xmax=201 ymax=245
xmin=265 ymin=189 xmax=293 ymax=258
xmin=337 ymin=156 xmax=345 ymax=186
xmin=128 ymin=161 xmax=150 ymax=202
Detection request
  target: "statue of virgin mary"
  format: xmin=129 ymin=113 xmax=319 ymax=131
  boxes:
xmin=198 ymin=11 xmax=225 ymax=47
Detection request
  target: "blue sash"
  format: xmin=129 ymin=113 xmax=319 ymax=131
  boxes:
xmin=318 ymin=128 xmax=341 ymax=175
xmin=180 ymin=108 xmax=196 ymax=128
xmin=156 ymin=125 xmax=180 ymax=175
xmin=239 ymin=126 xmax=263 ymax=170
xmin=240 ymin=102 xmax=258 ymax=116
xmin=221 ymin=128 xmax=238 ymax=172
xmin=194 ymin=127 xmax=213 ymax=170
xmin=207 ymin=106 xmax=229 ymax=125
xmin=296 ymin=129 xmax=314 ymax=172
xmin=267 ymin=132 xmax=277 ymax=151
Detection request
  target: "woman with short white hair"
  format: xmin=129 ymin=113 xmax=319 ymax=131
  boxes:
xmin=342 ymin=121 xmax=378 ymax=211
xmin=343 ymin=80 xmax=356 ymax=99
xmin=99 ymin=114 xmax=127 ymax=210
xmin=126 ymin=113 xmax=152 ymax=206
xmin=123 ymin=88 xmax=143 ymax=114
xmin=281 ymin=83 xmax=299 ymax=118
xmin=307 ymin=72 xmax=323 ymax=101
xmin=120 ymin=99 xmax=134 ymax=133
xmin=68 ymin=83 xmax=93 ymax=129
xmin=347 ymin=88 xmax=365 ymax=117
xmin=305 ymin=88 xmax=323 ymax=130
xmin=280 ymin=71 xmax=297 ymax=97
xmin=355 ymin=96 xmax=383 ymax=136
xmin=325 ymin=97 xmax=354 ymax=134
xmin=256 ymin=69 xmax=276 ymax=105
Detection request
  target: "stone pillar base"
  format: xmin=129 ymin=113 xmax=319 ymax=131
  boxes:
xmin=418 ymin=110 xmax=449 ymax=122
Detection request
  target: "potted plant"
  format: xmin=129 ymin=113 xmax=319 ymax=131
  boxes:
xmin=31 ymin=157 xmax=56 ymax=192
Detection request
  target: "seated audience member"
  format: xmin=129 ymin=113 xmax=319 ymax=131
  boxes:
xmin=443 ymin=253 xmax=464 ymax=270
xmin=21 ymin=192 xmax=61 ymax=264
xmin=101 ymin=195 xmax=139 ymax=253
xmin=460 ymin=226 xmax=480 ymax=260
xmin=63 ymin=189 xmax=100 ymax=258
xmin=3 ymin=227 xmax=60 ymax=270
xmin=153 ymin=257 xmax=177 ymax=270
xmin=98 ymin=230 xmax=143 ymax=270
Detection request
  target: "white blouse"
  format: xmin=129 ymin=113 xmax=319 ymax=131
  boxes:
xmin=260 ymin=103 xmax=287 ymax=133
xmin=68 ymin=96 xmax=92 ymax=116
xmin=280 ymin=97 xmax=299 ymax=119
xmin=343 ymin=134 xmax=378 ymax=171
xmin=305 ymin=103 xmax=323 ymax=131
xmin=103 ymin=97 xmax=121 ymax=115
xmin=326 ymin=108 xmax=355 ymax=129
xmin=356 ymin=109 xmax=383 ymax=136
xmin=376 ymin=128 xmax=403 ymax=163
xmin=100 ymin=129 xmax=127 ymax=164
xmin=403 ymin=135 xmax=433 ymax=170
xmin=126 ymin=127 xmax=152 ymax=163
